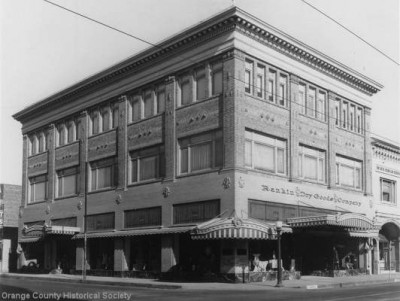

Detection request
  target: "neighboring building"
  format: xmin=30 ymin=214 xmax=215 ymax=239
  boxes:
xmin=13 ymin=7 xmax=383 ymax=280
xmin=371 ymin=137 xmax=400 ymax=274
xmin=0 ymin=184 xmax=21 ymax=273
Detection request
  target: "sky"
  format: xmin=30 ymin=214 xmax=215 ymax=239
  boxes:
xmin=1 ymin=0 xmax=399 ymax=185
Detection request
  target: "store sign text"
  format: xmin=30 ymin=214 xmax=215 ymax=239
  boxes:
xmin=261 ymin=185 xmax=362 ymax=207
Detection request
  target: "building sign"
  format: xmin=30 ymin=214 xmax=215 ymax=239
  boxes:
xmin=376 ymin=165 xmax=400 ymax=177
xmin=261 ymin=185 xmax=362 ymax=207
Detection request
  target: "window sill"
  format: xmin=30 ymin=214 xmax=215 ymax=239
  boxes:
xmin=128 ymin=112 xmax=164 ymax=126
xmin=176 ymin=95 xmax=220 ymax=110
xmin=87 ymin=187 xmax=116 ymax=195
xmin=297 ymin=178 xmax=328 ymax=186
xmin=245 ymin=167 xmax=288 ymax=179
xmin=88 ymin=128 xmax=117 ymax=139
xmin=54 ymin=194 xmax=79 ymax=201
xmin=380 ymin=201 xmax=397 ymax=207
xmin=335 ymin=126 xmax=364 ymax=137
xmin=28 ymin=150 xmax=49 ymax=159
xmin=127 ymin=178 xmax=162 ymax=187
xmin=245 ymin=93 xmax=289 ymax=110
xmin=333 ymin=185 xmax=363 ymax=194
xmin=27 ymin=200 xmax=47 ymax=205
xmin=55 ymin=140 xmax=79 ymax=150
xmin=298 ymin=112 xmax=327 ymax=124
xmin=177 ymin=168 xmax=222 ymax=179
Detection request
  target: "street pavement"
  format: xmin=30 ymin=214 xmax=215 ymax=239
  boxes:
xmin=1 ymin=276 xmax=400 ymax=301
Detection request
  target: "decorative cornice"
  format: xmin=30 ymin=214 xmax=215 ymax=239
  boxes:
xmin=13 ymin=7 xmax=382 ymax=123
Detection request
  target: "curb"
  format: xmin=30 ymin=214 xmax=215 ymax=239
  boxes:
xmin=305 ymin=278 xmax=400 ymax=290
xmin=0 ymin=274 xmax=182 ymax=290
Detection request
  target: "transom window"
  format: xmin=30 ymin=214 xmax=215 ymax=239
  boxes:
xmin=29 ymin=175 xmax=48 ymax=203
xmin=245 ymin=130 xmax=286 ymax=175
xmin=130 ymin=146 xmax=164 ymax=183
xmin=381 ymin=178 xmax=396 ymax=204
xmin=56 ymin=167 xmax=78 ymax=198
xmin=298 ymin=145 xmax=325 ymax=183
xmin=335 ymin=156 xmax=362 ymax=189
xmin=179 ymin=131 xmax=223 ymax=174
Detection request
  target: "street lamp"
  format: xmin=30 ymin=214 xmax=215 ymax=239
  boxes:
xmin=275 ymin=220 xmax=283 ymax=287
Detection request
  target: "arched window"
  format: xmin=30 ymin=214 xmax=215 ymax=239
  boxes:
xmin=91 ymin=111 xmax=99 ymax=135
xmin=58 ymin=125 xmax=66 ymax=146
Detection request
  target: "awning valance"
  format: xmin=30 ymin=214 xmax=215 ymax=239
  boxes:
xmin=45 ymin=226 xmax=81 ymax=235
xmin=190 ymin=214 xmax=291 ymax=240
xmin=72 ymin=226 xmax=194 ymax=239
xmin=287 ymin=213 xmax=377 ymax=231
xmin=18 ymin=236 xmax=42 ymax=243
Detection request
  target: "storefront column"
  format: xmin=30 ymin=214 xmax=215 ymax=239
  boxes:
xmin=114 ymin=238 xmax=128 ymax=275
xmin=44 ymin=240 xmax=52 ymax=270
xmin=161 ymin=235 xmax=177 ymax=273
xmin=75 ymin=239 xmax=90 ymax=271
xmin=394 ymin=240 xmax=400 ymax=272
xmin=51 ymin=239 xmax=57 ymax=269
xmin=366 ymin=238 xmax=372 ymax=274
xmin=373 ymin=238 xmax=380 ymax=274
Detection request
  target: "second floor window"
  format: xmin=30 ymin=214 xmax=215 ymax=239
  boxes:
xmin=130 ymin=146 xmax=164 ymax=183
xmin=381 ymin=178 xmax=396 ymax=204
xmin=245 ymin=130 xmax=286 ymax=175
xmin=89 ymin=158 xmax=116 ymax=191
xmin=336 ymin=155 xmax=362 ymax=190
xmin=179 ymin=131 xmax=223 ymax=175
xmin=29 ymin=175 xmax=47 ymax=203
xmin=57 ymin=167 xmax=78 ymax=198
xmin=298 ymin=145 xmax=325 ymax=183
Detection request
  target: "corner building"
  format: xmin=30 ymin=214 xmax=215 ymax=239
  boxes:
xmin=14 ymin=7 xmax=383 ymax=280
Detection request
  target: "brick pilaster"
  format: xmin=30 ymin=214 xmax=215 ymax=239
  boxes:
xmin=164 ymin=76 xmax=177 ymax=181
xmin=327 ymin=91 xmax=337 ymax=189
xmin=364 ymin=107 xmax=372 ymax=195
xmin=117 ymin=95 xmax=128 ymax=190
xmin=289 ymin=75 xmax=299 ymax=181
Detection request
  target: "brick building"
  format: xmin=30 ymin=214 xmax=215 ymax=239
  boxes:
xmin=371 ymin=137 xmax=400 ymax=274
xmin=0 ymin=184 xmax=21 ymax=272
xmin=13 ymin=7 xmax=384 ymax=280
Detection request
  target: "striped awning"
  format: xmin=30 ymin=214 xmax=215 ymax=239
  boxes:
xmin=45 ymin=226 xmax=81 ymax=235
xmin=72 ymin=226 xmax=194 ymax=239
xmin=191 ymin=216 xmax=291 ymax=240
xmin=287 ymin=213 xmax=377 ymax=231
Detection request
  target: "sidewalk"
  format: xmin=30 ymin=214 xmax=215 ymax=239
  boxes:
xmin=1 ymin=272 xmax=400 ymax=290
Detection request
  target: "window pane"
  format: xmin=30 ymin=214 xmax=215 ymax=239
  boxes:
xmin=181 ymin=80 xmax=190 ymax=105
xmin=355 ymin=168 xmax=361 ymax=189
xmin=131 ymin=159 xmax=138 ymax=183
xmin=254 ymin=143 xmax=274 ymax=171
xmin=140 ymin=156 xmax=158 ymax=180
xmin=277 ymin=148 xmax=285 ymax=173
xmin=318 ymin=93 xmax=326 ymax=121
xmin=144 ymin=93 xmax=153 ymax=118
xmin=298 ymin=84 xmax=306 ymax=114
xmin=279 ymin=84 xmax=285 ymax=106
xmin=212 ymin=70 xmax=222 ymax=95
xmin=157 ymin=91 xmax=165 ymax=113
xmin=63 ymin=174 xmax=76 ymax=196
xmin=268 ymin=80 xmax=274 ymax=101
xmin=92 ymin=113 xmax=99 ymax=135
xmin=304 ymin=155 xmax=318 ymax=180
xmin=67 ymin=122 xmax=75 ymax=143
xmin=245 ymin=140 xmax=252 ymax=167
xmin=30 ymin=183 xmax=34 ymax=202
xmin=59 ymin=126 xmax=66 ymax=145
xmin=57 ymin=177 xmax=63 ymax=197
xmin=318 ymin=158 xmax=325 ymax=182
xmin=196 ymin=73 xmax=206 ymax=100
xmin=180 ymin=148 xmax=188 ymax=173
xmin=102 ymin=109 xmax=110 ymax=131
xmin=340 ymin=165 xmax=354 ymax=187
xmin=215 ymin=137 xmax=223 ymax=168
xmin=35 ymin=181 xmax=46 ymax=201
xmin=97 ymin=166 xmax=112 ymax=189
xmin=112 ymin=107 xmax=119 ymax=128
xmin=132 ymin=99 xmax=141 ymax=121
xmin=245 ymin=70 xmax=251 ymax=93
xmin=191 ymin=142 xmax=212 ymax=171
xmin=307 ymin=88 xmax=316 ymax=117
xmin=256 ymin=75 xmax=263 ymax=97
